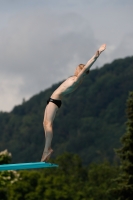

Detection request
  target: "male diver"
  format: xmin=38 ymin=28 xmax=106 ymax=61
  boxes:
xmin=41 ymin=44 xmax=106 ymax=162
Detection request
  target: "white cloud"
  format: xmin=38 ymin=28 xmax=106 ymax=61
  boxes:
xmin=0 ymin=74 xmax=24 ymax=111
xmin=111 ymin=33 xmax=133 ymax=60
xmin=0 ymin=9 xmax=98 ymax=111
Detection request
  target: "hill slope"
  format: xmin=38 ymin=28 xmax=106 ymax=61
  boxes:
xmin=0 ymin=56 xmax=133 ymax=165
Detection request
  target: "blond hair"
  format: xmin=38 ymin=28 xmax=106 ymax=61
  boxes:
xmin=74 ymin=64 xmax=89 ymax=76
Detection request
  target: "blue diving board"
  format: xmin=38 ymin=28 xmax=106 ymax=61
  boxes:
xmin=0 ymin=162 xmax=59 ymax=171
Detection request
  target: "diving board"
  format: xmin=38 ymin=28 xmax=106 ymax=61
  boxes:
xmin=0 ymin=162 xmax=58 ymax=171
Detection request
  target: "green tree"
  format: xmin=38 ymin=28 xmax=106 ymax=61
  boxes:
xmin=8 ymin=171 xmax=41 ymax=200
xmin=8 ymin=153 xmax=119 ymax=200
xmin=112 ymin=92 xmax=133 ymax=200
xmin=84 ymin=161 xmax=119 ymax=200
xmin=8 ymin=153 xmax=88 ymax=200
xmin=0 ymin=150 xmax=20 ymax=200
xmin=0 ymin=149 xmax=12 ymax=164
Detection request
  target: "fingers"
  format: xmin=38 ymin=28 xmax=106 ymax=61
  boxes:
xmin=101 ymin=44 xmax=106 ymax=50
xmin=99 ymin=44 xmax=106 ymax=53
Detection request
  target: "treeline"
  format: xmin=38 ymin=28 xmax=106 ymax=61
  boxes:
xmin=0 ymin=56 xmax=133 ymax=165
xmin=0 ymin=91 xmax=133 ymax=200
xmin=0 ymin=150 xmax=119 ymax=200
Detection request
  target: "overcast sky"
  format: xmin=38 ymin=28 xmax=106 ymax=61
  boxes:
xmin=0 ymin=0 xmax=133 ymax=112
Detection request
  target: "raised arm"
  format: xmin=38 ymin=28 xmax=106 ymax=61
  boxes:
xmin=76 ymin=44 xmax=106 ymax=80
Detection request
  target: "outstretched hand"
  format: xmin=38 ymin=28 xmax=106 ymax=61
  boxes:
xmin=98 ymin=44 xmax=106 ymax=54
xmin=95 ymin=44 xmax=106 ymax=57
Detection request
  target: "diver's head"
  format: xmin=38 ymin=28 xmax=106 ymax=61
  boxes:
xmin=74 ymin=64 xmax=89 ymax=76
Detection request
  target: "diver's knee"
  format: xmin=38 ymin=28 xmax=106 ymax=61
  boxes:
xmin=43 ymin=120 xmax=53 ymax=130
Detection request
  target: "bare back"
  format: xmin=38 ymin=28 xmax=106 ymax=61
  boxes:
xmin=51 ymin=76 xmax=83 ymax=99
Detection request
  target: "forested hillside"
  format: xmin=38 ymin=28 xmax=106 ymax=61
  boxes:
xmin=0 ymin=56 xmax=133 ymax=165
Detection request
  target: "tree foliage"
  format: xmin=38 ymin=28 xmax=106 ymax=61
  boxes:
xmin=1 ymin=153 xmax=118 ymax=200
xmin=0 ymin=150 xmax=20 ymax=200
xmin=111 ymin=92 xmax=133 ymax=200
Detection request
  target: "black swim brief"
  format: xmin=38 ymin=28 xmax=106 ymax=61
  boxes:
xmin=47 ymin=98 xmax=62 ymax=108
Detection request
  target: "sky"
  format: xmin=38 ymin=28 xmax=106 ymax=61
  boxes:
xmin=0 ymin=0 xmax=133 ymax=112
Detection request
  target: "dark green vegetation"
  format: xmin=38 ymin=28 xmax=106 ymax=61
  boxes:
xmin=110 ymin=92 xmax=133 ymax=200
xmin=0 ymin=150 xmax=119 ymax=200
xmin=0 ymin=56 xmax=133 ymax=165
xmin=0 ymin=90 xmax=133 ymax=200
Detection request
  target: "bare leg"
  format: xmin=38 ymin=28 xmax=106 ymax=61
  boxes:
xmin=41 ymin=102 xmax=58 ymax=162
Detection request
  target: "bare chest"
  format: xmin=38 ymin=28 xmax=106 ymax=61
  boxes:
xmin=55 ymin=77 xmax=82 ymax=95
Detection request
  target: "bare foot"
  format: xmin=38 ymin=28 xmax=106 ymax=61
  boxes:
xmin=41 ymin=149 xmax=53 ymax=162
